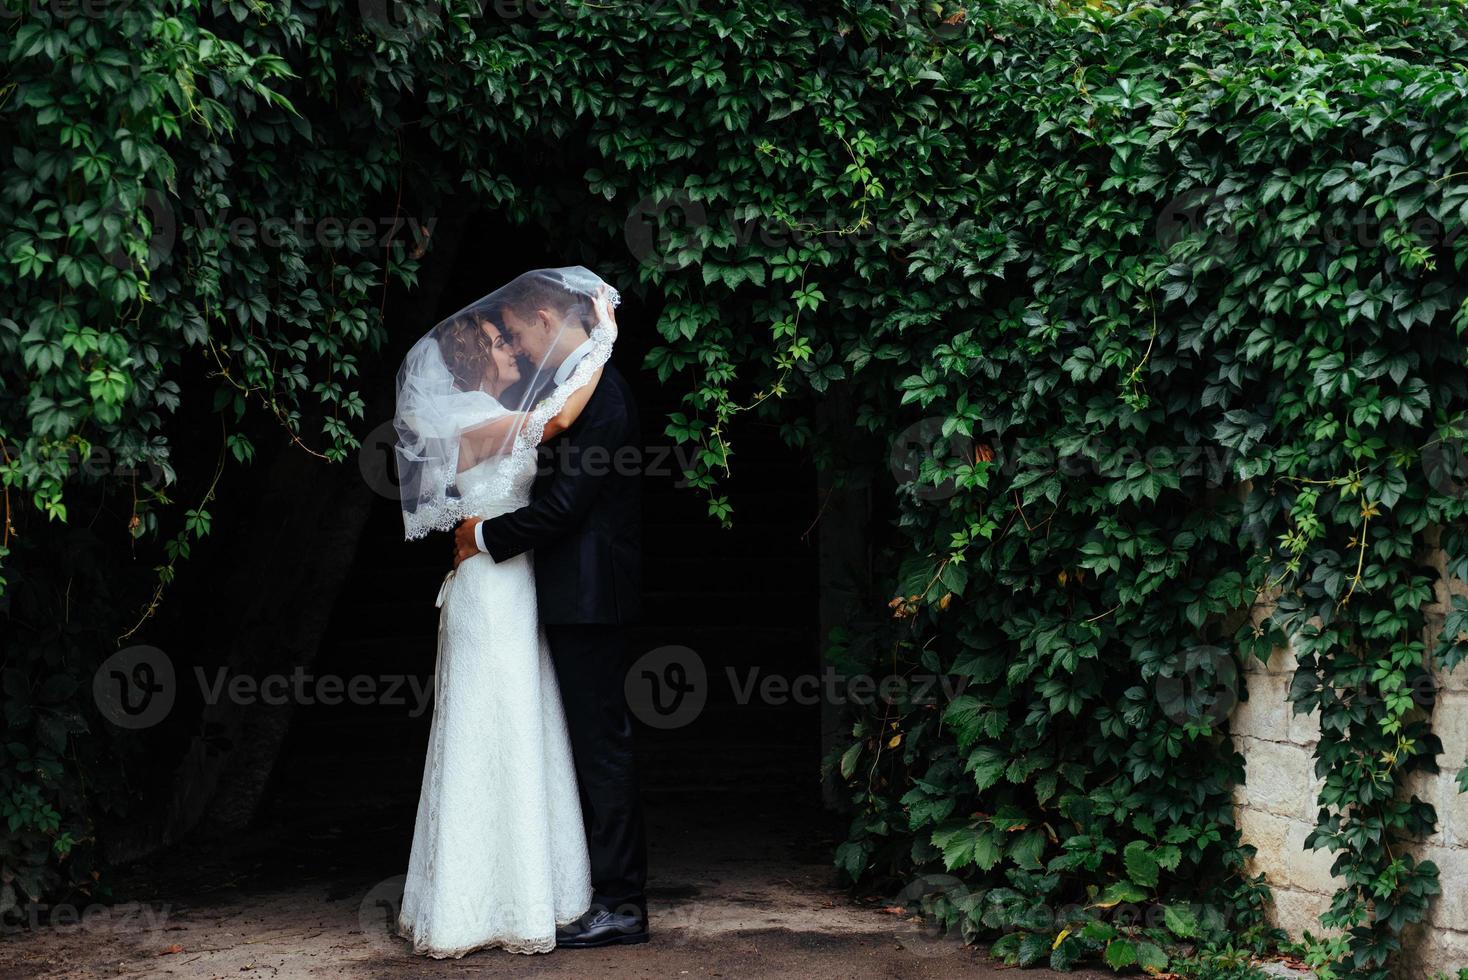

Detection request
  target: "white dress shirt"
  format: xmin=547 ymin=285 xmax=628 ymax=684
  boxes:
xmin=474 ymin=338 xmax=599 ymax=554
xmin=554 ymin=337 xmax=597 ymax=386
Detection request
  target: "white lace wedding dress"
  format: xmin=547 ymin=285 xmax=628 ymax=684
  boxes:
xmin=395 ymin=454 xmax=592 ymax=957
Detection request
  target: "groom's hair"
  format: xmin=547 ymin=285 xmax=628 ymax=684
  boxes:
xmin=488 ymin=273 xmax=591 ymax=335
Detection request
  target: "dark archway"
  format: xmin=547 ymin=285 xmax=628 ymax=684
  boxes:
xmin=246 ymin=208 xmax=837 ymax=906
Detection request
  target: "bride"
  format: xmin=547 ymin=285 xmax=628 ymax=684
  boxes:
xmin=390 ymin=267 xmax=619 ymax=957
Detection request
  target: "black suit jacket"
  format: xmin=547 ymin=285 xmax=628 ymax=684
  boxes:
xmin=479 ymin=363 xmax=642 ymax=625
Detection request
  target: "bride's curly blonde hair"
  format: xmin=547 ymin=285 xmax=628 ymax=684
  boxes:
xmin=436 ymin=309 xmax=500 ymax=392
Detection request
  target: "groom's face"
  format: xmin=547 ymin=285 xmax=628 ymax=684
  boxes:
xmin=498 ymin=306 xmax=560 ymax=367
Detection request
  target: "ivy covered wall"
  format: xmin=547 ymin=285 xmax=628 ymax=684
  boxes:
xmin=3 ymin=2 xmax=1468 ymax=977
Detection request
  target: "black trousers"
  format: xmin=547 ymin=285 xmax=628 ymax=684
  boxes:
xmin=544 ymin=623 xmax=648 ymax=917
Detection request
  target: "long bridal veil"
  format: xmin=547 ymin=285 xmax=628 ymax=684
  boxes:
xmin=393 ymin=266 xmax=620 ymax=540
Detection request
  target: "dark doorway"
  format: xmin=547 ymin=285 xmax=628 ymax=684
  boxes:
xmin=252 ymin=212 xmax=833 ymax=907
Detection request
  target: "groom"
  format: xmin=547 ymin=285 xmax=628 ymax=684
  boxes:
xmin=451 ymin=277 xmax=650 ymax=948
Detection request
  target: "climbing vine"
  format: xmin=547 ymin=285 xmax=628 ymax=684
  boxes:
xmin=3 ymin=1 xmax=1467 ymax=976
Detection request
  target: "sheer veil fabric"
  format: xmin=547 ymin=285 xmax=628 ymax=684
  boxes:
xmin=390 ymin=267 xmax=619 ymax=957
xmin=394 ymin=265 xmax=619 ymax=540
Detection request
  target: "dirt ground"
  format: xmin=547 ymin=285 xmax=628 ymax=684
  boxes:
xmin=0 ymin=672 xmax=1114 ymax=980
xmin=0 ymin=787 xmax=1112 ymax=980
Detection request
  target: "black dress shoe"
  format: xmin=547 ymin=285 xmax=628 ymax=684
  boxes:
xmin=555 ymin=907 xmax=649 ymax=948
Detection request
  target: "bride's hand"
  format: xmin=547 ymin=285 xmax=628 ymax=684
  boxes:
xmin=594 ymin=289 xmax=618 ymax=341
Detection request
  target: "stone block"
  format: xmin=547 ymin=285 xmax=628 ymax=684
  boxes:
xmin=1403 ymin=770 xmax=1451 ymax=846
xmin=1435 ymin=693 xmax=1468 ymax=761
xmin=1418 ymin=845 xmax=1468 ymax=931
xmin=1234 ymin=672 xmax=1292 ymax=742
xmin=1238 ymin=807 xmax=1292 ymax=866
xmin=1398 ymin=924 xmax=1468 ymax=978
xmin=1438 ymin=775 xmax=1468 ymax=850
xmin=1439 ymin=663 xmax=1468 ymax=695
xmin=1242 ymin=738 xmax=1318 ymax=820
xmin=1287 ymin=700 xmax=1322 ymax=747
xmin=1270 ymin=886 xmax=1335 ymax=938
xmin=1282 ymin=821 xmax=1344 ymax=895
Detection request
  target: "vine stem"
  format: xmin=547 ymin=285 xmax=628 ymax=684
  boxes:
xmin=1121 ymin=296 xmax=1158 ymax=401
xmin=0 ymin=438 xmax=15 ymax=551
xmin=1262 ymin=469 xmax=1372 ymax=606
xmin=699 ymin=258 xmax=814 ymax=488
xmin=116 ymin=419 xmax=229 ymax=643
xmin=1341 ymin=504 xmax=1372 ymax=609
xmin=380 ymin=125 xmax=407 ymax=323
xmin=776 ymin=134 xmax=877 ymax=240
xmin=204 ymin=336 xmax=328 ymax=460
xmin=691 ymin=135 xmax=877 ymax=507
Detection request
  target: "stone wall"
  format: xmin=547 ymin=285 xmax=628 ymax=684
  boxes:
xmin=1230 ymin=536 xmax=1467 ymax=977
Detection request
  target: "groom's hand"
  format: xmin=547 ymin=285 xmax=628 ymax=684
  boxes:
xmin=452 ymin=519 xmax=483 ymax=569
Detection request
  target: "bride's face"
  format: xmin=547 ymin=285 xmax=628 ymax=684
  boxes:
xmin=483 ymin=323 xmax=520 ymax=393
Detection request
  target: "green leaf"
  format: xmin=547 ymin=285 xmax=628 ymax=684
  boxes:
xmin=1104 ymin=939 xmax=1138 ymax=969
xmin=1016 ymin=932 xmax=1051 ymax=968
xmin=1162 ymin=903 xmax=1199 ymax=938
xmin=1136 ymin=941 xmax=1169 ymax=971
xmin=1094 ymin=881 xmax=1149 ymax=908
xmin=964 ymin=746 xmax=1008 ymax=791
xmin=1123 ymin=841 xmax=1160 ymax=889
